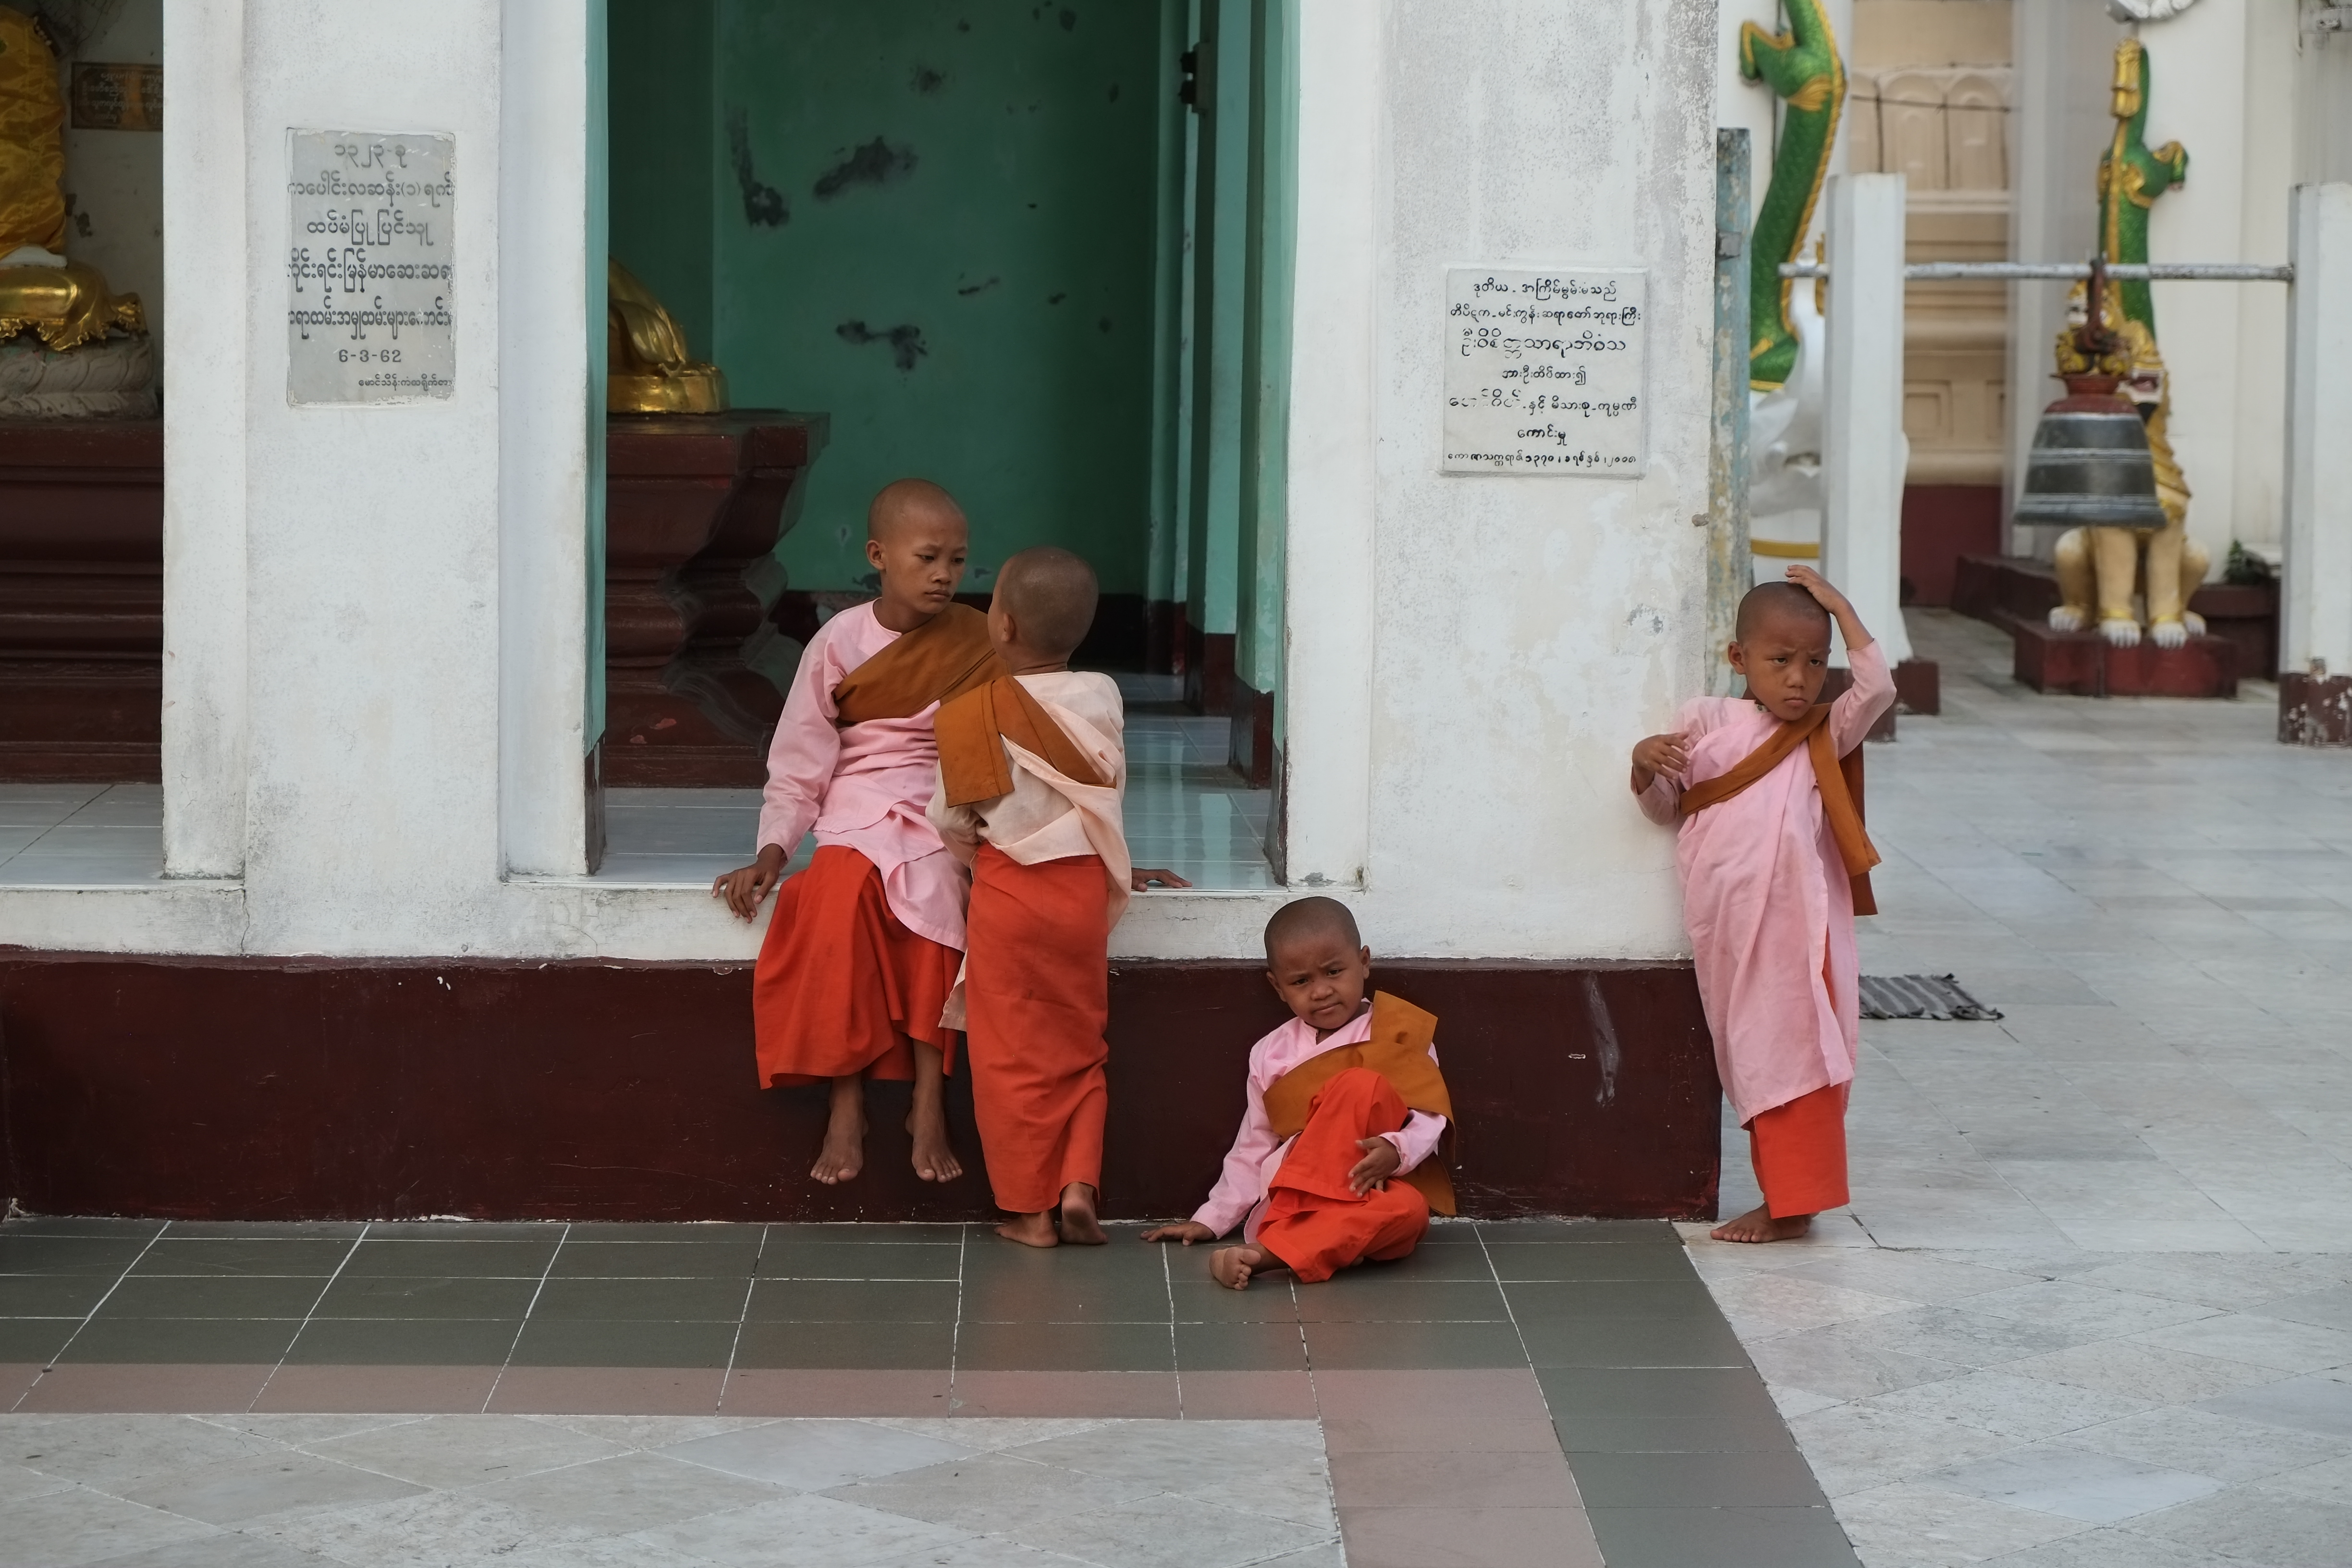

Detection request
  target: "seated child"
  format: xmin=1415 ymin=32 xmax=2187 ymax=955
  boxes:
xmin=927 ymin=546 xmax=1188 ymax=1248
xmin=1143 ymin=897 xmax=1457 ymax=1289
xmin=1629 ymin=564 xmax=1893 ymax=1242
xmin=713 ymin=479 xmax=1004 ymax=1188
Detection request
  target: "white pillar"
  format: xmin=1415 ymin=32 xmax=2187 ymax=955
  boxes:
xmin=2280 ymin=182 xmax=2352 ymax=742
xmin=1821 ymin=172 xmax=1912 ymax=667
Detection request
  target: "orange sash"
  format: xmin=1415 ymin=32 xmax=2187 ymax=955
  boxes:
xmin=935 ymin=676 xmax=1110 ymax=808
xmin=1262 ymin=992 xmax=1458 ymax=1216
xmin=1678 ymin=703 xmax=1880 ymax=916
xmin=830 ymin=603 xmax=1005 ymax=725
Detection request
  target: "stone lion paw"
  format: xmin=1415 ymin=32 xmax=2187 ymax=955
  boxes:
xmin=2048 ymin=605 xmax=2091 ymax=633
xmin=2150 ymin=617 xmax=2190 ymax=650
xmin=2100 ymin=618 xmax=2143 ymax=648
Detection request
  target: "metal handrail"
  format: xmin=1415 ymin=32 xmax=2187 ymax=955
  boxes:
xmin=1778 ymin=261 xmax=2294 ymax=282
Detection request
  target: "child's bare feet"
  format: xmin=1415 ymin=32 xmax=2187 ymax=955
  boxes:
xmin=1057 ymin=1182 xmax=1107 ymax=1245
xmin=997 ymin=1211 xmax=1059 ymax=1247
xmin=1709 ymin=1204 xmax=1813 ymax=1243
xmin=1211 ymin=1243 xmax=1277 ymax=1289
xmin=811 ymin=1076 xmax=866 ymax=1185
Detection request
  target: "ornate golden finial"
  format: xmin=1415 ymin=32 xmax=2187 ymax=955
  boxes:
xmin=608 ymin=259 xmax=729 ymax=414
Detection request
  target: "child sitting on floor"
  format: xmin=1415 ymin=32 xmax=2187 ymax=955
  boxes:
xmin=1629 ymin=564 xmax=1893 ymax=1243
xmin=1144 ymin=897 xmax=1456 ymax=1288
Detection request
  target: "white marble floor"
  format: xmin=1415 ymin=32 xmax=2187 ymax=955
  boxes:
xmin=0 ymin=1414 xmax=1340 ymax=1568
xmin=1684 ymin=609 xmax=2352 ymax=1568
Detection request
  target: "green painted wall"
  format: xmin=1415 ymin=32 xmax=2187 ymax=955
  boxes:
xmin=606 ymin=0 xmax=1164 ymax=597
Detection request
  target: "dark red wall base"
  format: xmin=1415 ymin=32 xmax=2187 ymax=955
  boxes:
xmin=0 ymin=954 xmax=1719 ymax=1225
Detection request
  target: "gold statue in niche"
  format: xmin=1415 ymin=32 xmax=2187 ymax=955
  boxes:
xmin=0 ymin=5 xmax=144 ymax=352
xmin=607 ymin=259 xmax=728 ymax=413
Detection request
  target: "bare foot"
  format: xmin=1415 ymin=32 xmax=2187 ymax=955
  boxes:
xmin=1056 ymin=1182 xmax=1107 ymax=1245
xmin=1211 ymin=1244 xmax=1275 ymax=1289
xmin=1709 ymin=1204 xmax=1813 ymax=1243
xmin=811 ymin=1076 xmax=866 ymax=1186
xmin=907 ymin=1113 xmax=964 ymax=1183
xmin=997 ymin=1211 xmax=1059 ymax=1248
xmin=907 ymin=1041 xmax=962 ymax=1182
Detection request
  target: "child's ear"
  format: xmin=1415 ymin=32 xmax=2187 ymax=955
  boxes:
xmin=1725 ymin=640 xmax=1746 ymax=673
xmin=866 ymin=537 xmax=888 ymax=572
xmin=1262 ymin=968 xmax=1283 ymax=998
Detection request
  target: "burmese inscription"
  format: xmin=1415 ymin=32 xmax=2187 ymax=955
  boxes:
xmin=286 ymin=131 xmax=454 ymax=404
xmin=1442 ymin=267 xmax=1646 ymax=476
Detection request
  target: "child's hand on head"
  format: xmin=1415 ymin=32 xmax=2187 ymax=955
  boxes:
xmin=1629 ymin=731 xmax=1690 ymax=794
xmin=1784 ymin=564 xmax=1854 ymax=619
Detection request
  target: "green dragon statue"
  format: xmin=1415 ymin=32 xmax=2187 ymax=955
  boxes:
xmin=1740 ymin=0 xmax=1846 ymax=390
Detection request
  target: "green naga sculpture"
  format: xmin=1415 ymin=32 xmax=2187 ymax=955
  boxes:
xmin=1740 ymin=0 xmax=1846 ymax=390
xmin=2099 ymin=36 xmax=2188 ymax=339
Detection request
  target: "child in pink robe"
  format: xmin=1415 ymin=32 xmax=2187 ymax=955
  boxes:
xmin=1631 ymin=566 xmax=1894 ymax=1242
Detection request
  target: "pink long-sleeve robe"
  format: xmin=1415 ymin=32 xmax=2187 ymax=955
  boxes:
xmin=755 ymin=602 xmax=968 ymax=953
xmin=1191 ymin=1006 xmax=1448 ymax=1242
xmin=1638 ymin=642 xmax=1895 ymax=1125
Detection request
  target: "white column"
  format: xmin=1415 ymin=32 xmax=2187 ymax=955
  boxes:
xmin=1821 ymin=172 xmax=1912 ymax=667
xmin=1277 ymin=0 xmax=1379 ymax=889
xmin=160 ymin=0 xmax=250 ymax=879
xmin=2281 ymin=184 xmax=2352 ymax=691
xmin=499 ymin=0 xmax=598 ymax=876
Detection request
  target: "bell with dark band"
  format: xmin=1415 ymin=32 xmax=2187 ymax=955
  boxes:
xmin=2013 ymin=257 xmax=2169 ymax=531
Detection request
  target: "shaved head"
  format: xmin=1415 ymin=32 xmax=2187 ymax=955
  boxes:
xmin=868 ymin=478 xmax=966 ymax=544
xmin=1263 ymin=896 xmax=1362 ymax=963
xmin=995 ymin=546 xmax=1099 ymax=658
xmin=1735 ymin=581 xmax=1832 ymax=643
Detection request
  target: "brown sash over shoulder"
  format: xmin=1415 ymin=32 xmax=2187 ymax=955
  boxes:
xmin=1262 ymin=992 xmax=1458 ymax=1216
xmin=935 ymin=676 xmax=1111 ymax=808
xmin=1678 ymin=703 xmax=1881 ymax=916
xmin=830 ymin=603 xmax=1006 ymax=725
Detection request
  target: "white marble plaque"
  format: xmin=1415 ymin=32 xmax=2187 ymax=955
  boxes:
xmin=286 ymin=130 xmax=454 ymax=404
xmin=1442 ymin=267 xmax=1646 ymax=476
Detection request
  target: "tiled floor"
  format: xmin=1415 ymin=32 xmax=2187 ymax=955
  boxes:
xmin=1689 ymin=609 xmax=2352 ymax=1568
xmin=594 ymin=677 xmax=1277 ymax=891
xmin=0 ymin=1217 xmax=1848 ymax=1567
xmin=0 ymin=783 xmax=161 ymax=886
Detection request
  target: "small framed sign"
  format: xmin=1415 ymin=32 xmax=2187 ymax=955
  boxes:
xmin=1442 ymin=266 xmax=1647 ymax=477
xmin=70 ymin=63 xmax=162 ymax=131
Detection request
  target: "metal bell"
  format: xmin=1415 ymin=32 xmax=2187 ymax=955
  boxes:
xmin=2011 ymin=380 xmax=2170 ymax=531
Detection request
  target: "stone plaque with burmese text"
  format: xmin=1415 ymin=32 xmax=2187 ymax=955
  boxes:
xmin=1442 ymin=266 xmax=1647 ymax=476
xmin=285 ymin=130 xmax=454 ymax=405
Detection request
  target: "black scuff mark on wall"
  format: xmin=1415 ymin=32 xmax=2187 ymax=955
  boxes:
xmin=724 ymin=110 xmax=789 ymax=227
xmin=837 ymin=320 xmax=928 ymax=372
xmin=912 ymin=65 xmax=946 ymax=94
xmin=1047 ymin=293 xmax=1066 ymax=305
xmin=1060 ymin=7 xmax=1078 ymax=30
xmin=1098 ymin=317 xmax=1112 ymax=333
xmin=814 ymin=138 xmax=920 ymax=200
xmin=1108 ymin=83 xmax=1120 ymax=102
xmin=957 ymin=277 xmax=1001 ymax=297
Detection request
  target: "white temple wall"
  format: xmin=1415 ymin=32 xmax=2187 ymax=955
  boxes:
xmin=0 ymin=0 xmax=1718 ymax=965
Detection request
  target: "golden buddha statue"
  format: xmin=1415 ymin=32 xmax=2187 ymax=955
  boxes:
xmin=0 ymin=7 xmax=145 ymax=352
xmin=607 ymin=259 xmax=728 ymax=414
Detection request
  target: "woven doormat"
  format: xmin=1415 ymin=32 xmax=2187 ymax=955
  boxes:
xmin=1860 ymin=974 xmax=2003 ymax=1021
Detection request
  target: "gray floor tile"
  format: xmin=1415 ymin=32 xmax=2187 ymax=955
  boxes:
xmin=2197 ymin=1373 xmax=2352 ymax=1437
xmin=119 ymin=1451 xmax=427 ymax=1526
xmin=280 ymin=1317 xmax=521 ymax=1366
xmin=1583 ymin=1504 xmax=1859 ymax=1568
xmin=301 ymin=1413 xmax=629 ymax=1488
xmin=745 ymin=1278 xmax=959 ymax=1323
xmin=307 ymin=1276 xmax=544 ymax=1320
xmin=128 ymin=1240 xmax=357 ymax=1278
xmin=1567 ymin=1447 xmax=1827 ymax=1509
xmin=657 ymin=1419 xmax=971 ymax=1489
xmin=1926 ymin=1443 xmax=2223 ymax=1524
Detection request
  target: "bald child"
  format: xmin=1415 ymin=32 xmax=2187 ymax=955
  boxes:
xmin=1146 ymin=897 xmax=1457 ymax=1289
xmin=715 ymin=479 xmax=1004 ymax=1188
xmin=1630 ymin=565 xmax=1893 ymax=1242
xmin=929 ymin=547 xmax=1188 ymax=1246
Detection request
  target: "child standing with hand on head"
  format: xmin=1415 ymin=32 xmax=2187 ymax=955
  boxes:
xmin=1632 ymin=564 xmax=1893 ymax=1242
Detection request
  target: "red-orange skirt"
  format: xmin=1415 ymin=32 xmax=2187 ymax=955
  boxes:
xmin=1747 ymin=1081 xmax=1850 ymax=1219
xmin=752 ymin=845 xmax=961 ymax=1088
xmin=963 ymin=844 xmax=1110 ymax=1214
